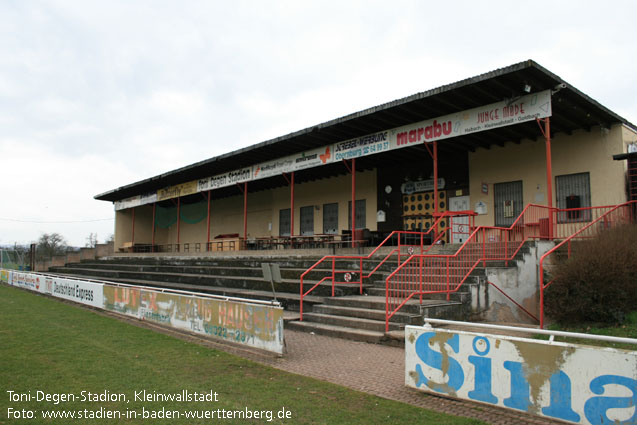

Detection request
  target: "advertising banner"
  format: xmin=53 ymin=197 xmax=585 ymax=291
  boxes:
xmin=405 ymin=325 xmax=636 ymax=425
xmin=102 ymin=286 xmax=284 ymax=354
xmin=197 ymin=167 xmax=253 ymax=192
xmin=253 ymin=146 xmax=333 ymax=181
xmin=1 ymin=270 xmax=285 ymax=354
xmin=157 ymin=180 xmax=199 ymax=202
xmin=114 ymin=192 xmax=158 ymax=211
xmin=114 ymin=90 xmax=551 ymax=210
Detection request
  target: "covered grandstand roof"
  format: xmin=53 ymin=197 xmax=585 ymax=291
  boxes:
xmin=95 ymin=59 xmax=636 ymax=202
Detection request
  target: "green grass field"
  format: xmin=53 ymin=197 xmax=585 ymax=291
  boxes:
xmin=0 ymin=285 xmax=484 ymax=425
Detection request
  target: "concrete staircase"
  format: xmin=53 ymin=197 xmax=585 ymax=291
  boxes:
xmin=47 ymin=242 xmax=536 ymax=345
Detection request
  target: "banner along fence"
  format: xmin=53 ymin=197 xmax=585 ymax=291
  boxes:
xmin=1 ymin=269 xmax=284 ymax=354
xmin=405 ymin=320 xmax=637 ymax=425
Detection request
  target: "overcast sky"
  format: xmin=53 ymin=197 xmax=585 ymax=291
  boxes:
xmin=1 ymin=0 xmax=636 ymax=247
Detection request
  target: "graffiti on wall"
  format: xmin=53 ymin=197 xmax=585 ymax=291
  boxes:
xmin=405 ymin=326 xmax=636 ymax=425
xmin=103 ymin=286 xmax=284 ymax=353
xmin=1 ymin=270 xmax=284 ymax=354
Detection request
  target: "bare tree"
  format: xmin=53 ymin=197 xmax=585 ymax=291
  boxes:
xmin=36 ymin=233 xmax=68 ymax=260
xmin=85 ymin=232 xmax=98 ymax=248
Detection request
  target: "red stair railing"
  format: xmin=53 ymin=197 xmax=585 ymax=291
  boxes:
xmin=299 ymin=211 xmax=476 ymax=320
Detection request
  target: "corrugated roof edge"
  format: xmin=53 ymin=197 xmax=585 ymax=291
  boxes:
xmin=94 ymin=59 xmax=636 ymax=201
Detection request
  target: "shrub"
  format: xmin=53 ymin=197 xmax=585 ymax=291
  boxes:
xmin=544 ymin=224 xmax=637 ymax=325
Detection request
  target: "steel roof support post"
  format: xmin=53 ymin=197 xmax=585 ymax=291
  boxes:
xmin=352 ymin=158 xmax=356 ymax=248
xmin=131 ymin=207 xmax=136 ymax=247
xmin=545 ymin=117 xmax=554 ymax=239
xmin=206 ymin=190 xmax=211 ymax=250
xmin=151 ymin=203 xmax=156 ymax=253
xmin=538 ymin=117 xmax=554 ymax=239
xmin=176 ymin=196 xmax=181 ymax=247
xmin=291 ymin=172 xmax=295 ymax=237
xmin=243 ymin=182 xmax=248 ymax=248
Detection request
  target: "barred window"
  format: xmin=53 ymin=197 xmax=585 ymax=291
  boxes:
xmin=556 ymin=173 xmax=591 ymax=223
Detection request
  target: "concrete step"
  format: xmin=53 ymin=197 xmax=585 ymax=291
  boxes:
xmin=48 ymin=266 xmax=364 ymax=297
xmin=286 ymin=320 xmax=386 ymax=344
xmin=312 ymin=304 xmax=420 ymax=325
xmin=300 ymin=312 xmax=401 ymax=332
xmin=48 ymin=272 xmax=325 ymax=311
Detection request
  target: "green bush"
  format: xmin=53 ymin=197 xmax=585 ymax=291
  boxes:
xmin=544 ymin=224 xmax=637 ymax=325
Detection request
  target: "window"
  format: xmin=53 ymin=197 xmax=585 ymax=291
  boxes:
xmin=347 ymin=199 xmax=366 ymax=230
xmin=300 ymin=206 xmax=314 ymax=236
xmin=279 ymin=208 xmax=290 ymax=236
xmin=556 ymin=173 xmax=591 ymax=223
xmin=323 ymin=203 xmax=338 ymax=234
xmin=494 ymin=181 xmax=523 ymax=227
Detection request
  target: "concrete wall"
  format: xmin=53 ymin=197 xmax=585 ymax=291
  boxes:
xmin=469 ymin=124 xmax=627 ymax=227
xmin=470 ymin=241 xmax=554 ymax=324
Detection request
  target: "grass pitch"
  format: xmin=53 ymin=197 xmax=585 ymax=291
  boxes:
xmin=0 ymin=285 xmax=484 ymax=424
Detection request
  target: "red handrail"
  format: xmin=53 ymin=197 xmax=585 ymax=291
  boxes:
xmin=384 ymin=202 xmax=635 ymax=332
xmin=299 ymin=211 xmax=476 ymax=320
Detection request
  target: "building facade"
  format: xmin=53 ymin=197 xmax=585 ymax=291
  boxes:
xmin=96 ymin=61 xmax=637 ymax=252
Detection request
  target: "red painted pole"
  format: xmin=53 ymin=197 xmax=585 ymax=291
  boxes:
xmin=290 ymin=172 xmax=295 ymax=237
xmin=433 ymin=141 xmax=438 ymax=214
xmin=351 ymin=158 xmax=356 ymax=248
xmin=131 ymin=207 xmax=136 ymax=246
xmin=206 ymin=190 xmax=211 ymax=250
xmin=151 ymin=203 xmax=156 ymax=252
xmin=544 ymin=117 xmax=554 ymax=239
xmin=176 ymin=197 xmax=181 ymax=245
xmin=243 ymin=182 xmax=248 ymax=246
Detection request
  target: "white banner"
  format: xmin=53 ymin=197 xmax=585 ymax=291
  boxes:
xmin=197 ymin=167 xmax=252 ymax=192
xmin=405 ymin=325 xmax=636 ymax=425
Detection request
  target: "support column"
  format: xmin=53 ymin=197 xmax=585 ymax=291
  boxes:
xmin=131 ymin=207 xmax=136 ymax=246
xmin=433 ymin=141 xmax=439 ymax=214
xmin=206 ymin=191 xmax=211 ymax=250
xmin=243 ymin=182 xmax=248 ymax=245
xmin=151 ymin=203 xmax=156 ymax=252
xmin=290 ymin=172 xmax=295 ymax=237
xmin=538 ymin=117 xmax=554 ymax=239
xmin=176 ymin=197 xmax=181 ymax=246
xmin=351 ymin=158 xmax=356 ymax=248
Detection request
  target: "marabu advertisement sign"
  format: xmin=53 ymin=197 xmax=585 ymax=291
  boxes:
xmin=103 ymin=286 xmax=284 ymax=354
xmin=405 ymin=325 xmax=636 ymax=424
xmin=114 ymin=91 xmax=551 ymax=211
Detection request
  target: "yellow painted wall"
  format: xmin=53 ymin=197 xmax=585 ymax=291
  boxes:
xmin=469 ymin=124 xmax=627 ymax=227
xmin=114 ymin=169 xmax=378 ymax=247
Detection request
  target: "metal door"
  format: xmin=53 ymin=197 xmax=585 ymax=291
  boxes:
xmin=494 ymin=181 xmax=523 ymax=227
xmin=449 ymin=195 xmax=470 ymax=244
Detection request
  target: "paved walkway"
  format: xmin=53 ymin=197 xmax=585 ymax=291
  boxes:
xmin=130 ymin=315 xmax=559 ymax=425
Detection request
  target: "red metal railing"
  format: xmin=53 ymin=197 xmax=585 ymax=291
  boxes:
xmin=538 ymin=201 xmax=635 ymax=328
xmin=384 ymin=202 xmax=631 ymax=331
xmin=299 ymin=211 xmax=476 ymax=320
